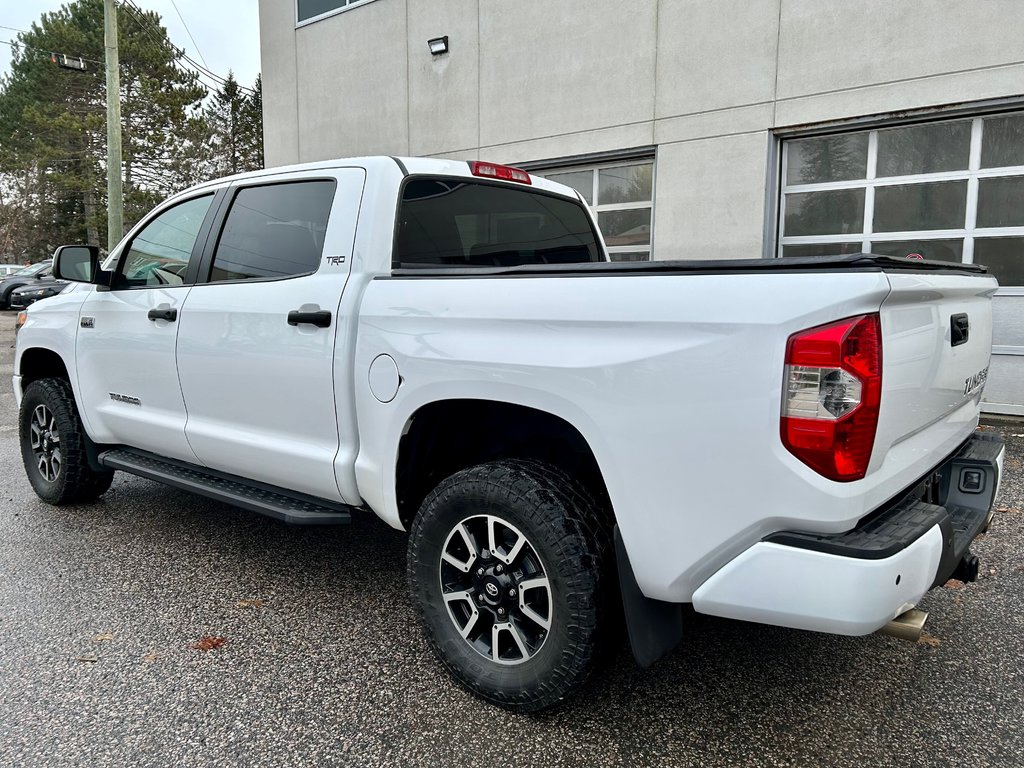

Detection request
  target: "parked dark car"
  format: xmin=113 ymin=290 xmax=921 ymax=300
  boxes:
xmin=9 ymin=279 xmax=69 ymax=309
xmin=0 ymin=262 xmax=54 ymax=309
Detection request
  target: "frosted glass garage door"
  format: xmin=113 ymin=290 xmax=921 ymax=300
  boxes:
xmin=779 ymin=114 xmax=1024 ymax=415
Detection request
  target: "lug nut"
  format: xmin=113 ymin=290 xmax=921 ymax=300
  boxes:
xmin=508 ymin=588 xmax=516 ymax=598
xmin=497 ymin=607 xmax=506 ymax=616
xmin=495 ymin=564 xmax=504 ymax=574
xmin=477 ymin=593 xmax=484 ymax=603
xmin=476 ymin=567 xmax=485 ymax=576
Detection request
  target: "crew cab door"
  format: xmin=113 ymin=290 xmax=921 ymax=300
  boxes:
xmin=75 ymin=192 xmax=221 ymax=460
xmin=175 ymin=170 xmax=364 ymax=501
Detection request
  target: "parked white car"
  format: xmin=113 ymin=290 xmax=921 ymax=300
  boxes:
xmin=13 ymin=157 xmax=1004 ymax=711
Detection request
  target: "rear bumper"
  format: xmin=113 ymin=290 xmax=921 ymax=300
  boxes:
xmin=692 ymin=432 xmax=1005 ymax=635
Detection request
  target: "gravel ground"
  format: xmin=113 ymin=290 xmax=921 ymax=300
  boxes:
xmin=1 ymin=314 xmax=1022 ymax=767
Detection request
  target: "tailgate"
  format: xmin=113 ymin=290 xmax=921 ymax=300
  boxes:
xmin=874 ymin=271 xmax=998 ymax=465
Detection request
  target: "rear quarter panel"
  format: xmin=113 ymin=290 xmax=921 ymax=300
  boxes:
xmin=351 ymin=270 xmax=934 ymax=601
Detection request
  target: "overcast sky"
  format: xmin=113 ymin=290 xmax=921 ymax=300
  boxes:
xmin=0 ymin=0 xmax=262 ymax=89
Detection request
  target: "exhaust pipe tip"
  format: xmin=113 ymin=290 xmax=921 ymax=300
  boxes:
xmin=878 ymin=607 xmax=928 ymax=642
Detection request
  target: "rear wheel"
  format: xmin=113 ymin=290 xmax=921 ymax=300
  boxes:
xmin=407 ymin=460 xmax=612 ymax=712
xmin=19 ymin=378 xmax=114 ymax=505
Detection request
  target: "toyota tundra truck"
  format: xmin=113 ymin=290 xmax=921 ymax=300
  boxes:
xmin=13 ymin=157 xmax=1005 ymax=711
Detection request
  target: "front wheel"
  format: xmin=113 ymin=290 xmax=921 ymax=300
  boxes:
xmin=407 ymin=460 xmax=612 ymax=712
xmin=19 ymin=378 xmax=114 ymax=505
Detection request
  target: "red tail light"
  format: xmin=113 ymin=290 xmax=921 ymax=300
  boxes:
xmin=469 ymin=161 xmax=532 ymax=185
xmin=781 ymin=313 xmax=882 ymax=482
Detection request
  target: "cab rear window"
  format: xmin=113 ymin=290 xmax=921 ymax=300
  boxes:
xmin=395 ymin=179 xmax=603 ymax=269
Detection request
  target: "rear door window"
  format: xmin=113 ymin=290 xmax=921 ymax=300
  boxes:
xmin=396 ymin=179 xmax=602 ymax=268
xmin=209 ymin=180 xmax=336 ymax=282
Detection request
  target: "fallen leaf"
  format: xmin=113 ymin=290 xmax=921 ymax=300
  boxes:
xmin=236 ymin=599 xmax=263 ymax=609
xmin=192 ymin=636 xmax=228 ymax=651
xmin=143 ymin=651 xmax=159 ymax=663
xmin=919 ymin=633 xmax=941 ymax=648
xmin=76 ymin=655 xmax=99 ymax=663
xmin=92 ymin=632 xmax=113 ymax=642
xmin=944 ymin=579 xmax=965 ymax=589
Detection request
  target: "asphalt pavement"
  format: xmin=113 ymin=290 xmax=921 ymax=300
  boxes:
xmin=1 ymin=314 xmax=1022 ymax=767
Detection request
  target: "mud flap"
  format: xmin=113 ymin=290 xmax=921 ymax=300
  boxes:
xmin=615 ymin=526 xmax=683 ymax=668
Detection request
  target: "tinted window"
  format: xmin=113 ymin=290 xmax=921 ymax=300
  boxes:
xmin=119 ymin=194 xmax=214 ymax=288
xmin=209 ymin=181 xmax=336 ymax=282
xmin=298 ymin=0 xmax=348 ymax=22
xmin=396 ymin=180 xmax=602 ymax=268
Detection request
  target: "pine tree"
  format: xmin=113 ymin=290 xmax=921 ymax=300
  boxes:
xmin=204 ymin=72 xmax=263 ymax=177
xmin=241 ymin=75 xmax=264 ymax=170
xmin=0 ymin=0 xmax=206 ymax=256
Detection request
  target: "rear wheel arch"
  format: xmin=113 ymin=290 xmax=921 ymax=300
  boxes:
xmin=394 ymin=398 xmax=613 ymax=532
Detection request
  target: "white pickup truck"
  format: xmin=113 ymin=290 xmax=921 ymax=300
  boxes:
xmin=13 ymin=157 xmax=1005 ymax=711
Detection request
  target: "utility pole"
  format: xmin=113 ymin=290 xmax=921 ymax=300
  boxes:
xmin=103 ymin=0 xmax=123 ymax=250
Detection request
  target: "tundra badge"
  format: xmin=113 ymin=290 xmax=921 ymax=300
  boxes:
xmin=964 ymin=366 xmax=989 ymax=397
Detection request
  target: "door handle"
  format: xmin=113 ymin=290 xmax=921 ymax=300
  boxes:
xmin=951 ymin=313 xmax=969 ymax=347
xmin=147 ymin=307 xmax=177 ymax=322
xmin=287 ymin=309 xmax=332 ymax=328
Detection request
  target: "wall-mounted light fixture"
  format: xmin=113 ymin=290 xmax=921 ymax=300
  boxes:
xmin=427 ymin=36 xmax=449 ymax=56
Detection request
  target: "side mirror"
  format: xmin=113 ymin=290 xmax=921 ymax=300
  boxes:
xmin=53 ymin=245 xmax=100 ymax=283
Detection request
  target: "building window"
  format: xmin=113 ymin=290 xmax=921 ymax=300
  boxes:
xmin=537 ymin=160 xmax=655 ymax=261
xmin=296 ymin=0 xmax=375 ymax=25
xmin=779 ymin=113 xmax=1024 ymax=287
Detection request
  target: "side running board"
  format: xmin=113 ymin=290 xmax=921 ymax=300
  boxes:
xmin=98 ymin=448 xmax=354 ymax=525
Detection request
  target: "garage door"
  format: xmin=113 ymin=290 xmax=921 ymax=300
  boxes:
xmin=778 ymin=114 xmax=1024 ymax=415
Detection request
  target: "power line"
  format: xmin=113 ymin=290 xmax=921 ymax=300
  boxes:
xmin=168 ymin=0 xmax=208 ymax=69
xmin=119 ymin=0 xmax=253 ymax=94
xmin=118 ymin=3 xmax=244 ymax=96
xmin=0 ymin=24 xmax=30 ymax=34
xmin=123 ymin=0 xmax=252 ymax=93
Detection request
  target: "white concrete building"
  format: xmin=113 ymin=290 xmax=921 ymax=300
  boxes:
xmin=258 ymin=0 xmax=1024 ymax=414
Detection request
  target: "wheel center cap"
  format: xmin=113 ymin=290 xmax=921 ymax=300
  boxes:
xmin=481 ymin=577 xmax=505 ymax=606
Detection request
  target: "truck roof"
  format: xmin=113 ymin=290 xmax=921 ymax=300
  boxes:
xmin=172 ymin=156 xmax=582 ymax=205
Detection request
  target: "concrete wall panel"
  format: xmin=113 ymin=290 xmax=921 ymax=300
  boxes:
xmin=294 ymin=0 xmax=410 ymax=161
xmin=655 ymin=102 xmax=774 ymax=146
xmin=777 ymin=0 xmax=1024 ymax=101
xmin=775 ymin=62 xmax=1024 ymax=128
xmin=478 ymin=0 xmax=658 ymax=147
xmin=487 ymin=122 xmax=655 ymax=167
xmin=407 ymin=0 xmax=479 ymax=156
xmin=258 ymin=0 xmax=299 ymax=166
xmin=652 ymin=132 xmax=770 ymax=261
xmin=655 ymin=0 xmax=780 ymax=118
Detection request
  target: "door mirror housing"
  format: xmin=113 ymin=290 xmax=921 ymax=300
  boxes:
xmin=53 ymin=245 xmax=100 ymax=283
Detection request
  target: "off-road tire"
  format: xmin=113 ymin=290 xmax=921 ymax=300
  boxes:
xmin=407 ymin=459 xmax=613 ymax=712
xmin=19 ymin=378 xmax=114 ymax=505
